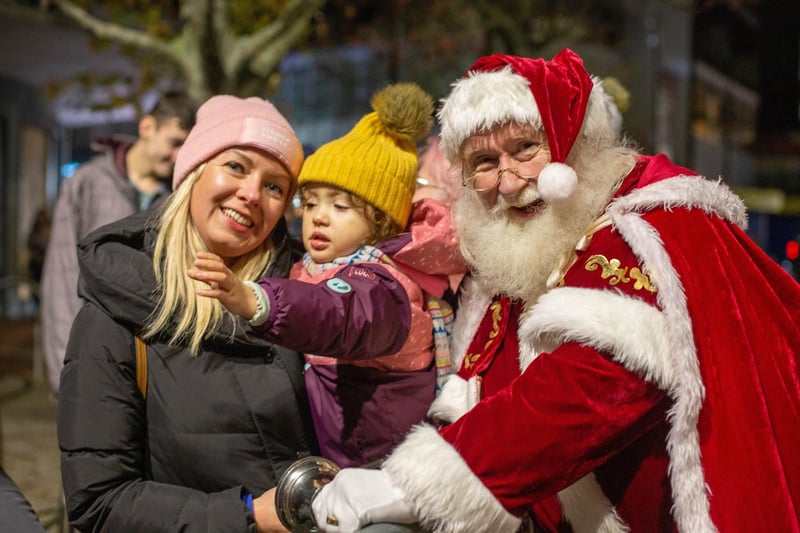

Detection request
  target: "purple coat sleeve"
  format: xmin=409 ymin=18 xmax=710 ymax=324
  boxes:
xmin=255 ymin=263 xmax=411 ymax=359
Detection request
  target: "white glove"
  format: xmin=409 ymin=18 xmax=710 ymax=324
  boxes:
xmin=311 ymin=468 xmax=415 ymax=532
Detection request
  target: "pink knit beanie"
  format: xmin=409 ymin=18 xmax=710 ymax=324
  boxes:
xmin=172 ymin=95 xmax=304 ymax=190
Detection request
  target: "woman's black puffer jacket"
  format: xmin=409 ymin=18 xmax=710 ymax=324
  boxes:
xmin=58 ymin=210 xmax=317 ymax=532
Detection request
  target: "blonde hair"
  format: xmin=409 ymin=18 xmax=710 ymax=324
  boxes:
xmin=142 ymin=164 xmax=276 ymax=354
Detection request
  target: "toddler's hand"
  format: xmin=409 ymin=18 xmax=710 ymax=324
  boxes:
xmin=188 ymin=252 xmax=257 ymax=319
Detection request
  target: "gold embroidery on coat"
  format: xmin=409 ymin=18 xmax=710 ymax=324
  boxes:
xmin=463 ymin=301 xmax=503 ymax=369
xmin=629 ymin=269 xmax=657 ymax=292
xmin=584 ymin=254 xmax=657 ymax=293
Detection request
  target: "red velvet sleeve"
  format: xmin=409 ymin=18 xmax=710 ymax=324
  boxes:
xmin=439 ymin=342 xmax=667 ymax=515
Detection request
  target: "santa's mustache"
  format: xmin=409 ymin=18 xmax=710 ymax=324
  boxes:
xmin=486 ymin=187 xmax=544 ymax=218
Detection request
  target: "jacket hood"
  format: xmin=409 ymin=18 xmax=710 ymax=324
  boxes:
xmin=89 ymin=134 xmax=136 ymax=154
xmin=77 ymin=208 xmax=301 ymax=349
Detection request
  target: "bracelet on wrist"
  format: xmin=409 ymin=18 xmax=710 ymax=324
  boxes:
xmin=243 ymin=281 xmax=270 ymax=326
xmin=242 ymin=492 xmax=254 ymax=514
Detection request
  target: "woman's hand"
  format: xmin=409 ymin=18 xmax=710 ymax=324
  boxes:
xmin=188 ymin=252 xmax=258 ymax=319
xmin=253 ymin=487 xmax=289 ymax=533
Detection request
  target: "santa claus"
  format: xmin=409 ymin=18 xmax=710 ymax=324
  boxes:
xmin=311 ymin=48 xmax=800 ymax=533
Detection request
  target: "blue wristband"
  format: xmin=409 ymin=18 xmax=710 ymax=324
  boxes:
xmin=242 ymin=492 xmax=253 ymax=515
xmin=242 ymin=492 xmax=253 ymax=514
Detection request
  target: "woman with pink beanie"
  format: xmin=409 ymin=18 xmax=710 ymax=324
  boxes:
xmin=57 ymin=95 xmax=317 ymax=532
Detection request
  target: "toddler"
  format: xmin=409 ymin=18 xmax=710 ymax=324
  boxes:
xmin=189 ymin=83 xmax=466 ymax=467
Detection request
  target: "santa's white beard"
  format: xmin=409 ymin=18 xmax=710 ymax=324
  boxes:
xmin=454 ymin=160 xmax=624 ymax=304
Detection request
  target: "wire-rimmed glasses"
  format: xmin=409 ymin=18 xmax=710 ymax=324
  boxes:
xmin=462 ymin=142 xmax=547 ymax=192
xmin=463 ymin=167 xmax=540 ymax=192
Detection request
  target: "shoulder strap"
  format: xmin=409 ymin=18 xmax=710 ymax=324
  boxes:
xmin=134 ymin=336 xmax=148 ymax=399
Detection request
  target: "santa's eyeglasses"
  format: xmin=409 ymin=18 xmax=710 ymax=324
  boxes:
xmin=463 ymin=167 xmax=540 ymax=192
xmin=462 ymin=143 xmax=547 ymax=192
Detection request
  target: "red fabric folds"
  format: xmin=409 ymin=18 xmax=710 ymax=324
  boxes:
xmin=650 ymin=207 xmax=800 ymax=531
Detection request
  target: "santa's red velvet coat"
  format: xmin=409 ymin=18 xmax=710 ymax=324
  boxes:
xmin=382 ymin=154 xmax=800 ymax=533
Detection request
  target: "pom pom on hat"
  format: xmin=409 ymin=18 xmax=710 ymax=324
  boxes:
xmin=298 ymin=83 xmax=434 ymax=228
xmin=538 ymin=162 xmax=577 ymax=204
xmin=173 ymin=95 xmax=304 ymax=192
xmin=439 ymin=49 xmax=616 ymax=204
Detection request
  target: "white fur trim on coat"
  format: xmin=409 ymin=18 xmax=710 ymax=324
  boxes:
xmin=519 ymin=288 xmax=674 ymax=390
xmin=607 ymin=175 xmax=747 ymax=230
xmin=384 ymin=424 xmax=522 ymax=533
xmin=607 ymin=178 xmax=717 ymax=533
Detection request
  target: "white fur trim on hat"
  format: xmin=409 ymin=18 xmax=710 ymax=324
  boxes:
xmin=439 ymin=69 xmax=618 ymax=169
xmin=438 ymin=67 xmax=541 ymax=162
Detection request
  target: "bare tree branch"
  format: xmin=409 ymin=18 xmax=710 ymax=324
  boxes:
xmin=180 ymin=0 xmax=211 ymax=32
xmin=232 ymin=0 xmax=326 ymax=76
xmin=166 ymin=31 xmax=210 ymax=101
xmin=249 ymin=6 xmax=321 ymax=76
xmin=210 ymin=0 xmax=234 ymax=76
xmin=51 ymin=0 xmax=173 ymax=57
xmin=48 ymin=0 xmax=326 ymax=102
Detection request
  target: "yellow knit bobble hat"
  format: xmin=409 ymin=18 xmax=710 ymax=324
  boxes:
xmin=297 ymin=83 xmax=434 ymax=228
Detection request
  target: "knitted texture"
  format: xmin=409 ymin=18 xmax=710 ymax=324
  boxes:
xmin=298 ymin=83 xmax=434 ymax=228
xmin=173 ymin=95 xmax=304 ymax=190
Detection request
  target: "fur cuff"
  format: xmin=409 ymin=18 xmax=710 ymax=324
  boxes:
xmin=428 ymin=374 xmax=471 ymax=424
xmin=384 ymin=424 xmax=521 ymax=533
xmin=558 ymin=473 xmax=630 ymax=533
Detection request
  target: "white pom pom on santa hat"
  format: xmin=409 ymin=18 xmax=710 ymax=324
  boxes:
xmin=538 ymin=162 xmax=578 ymax=204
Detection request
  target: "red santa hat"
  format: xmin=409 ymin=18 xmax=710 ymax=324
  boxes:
xmin=438 ymin=48 xmax=616 ymax=204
